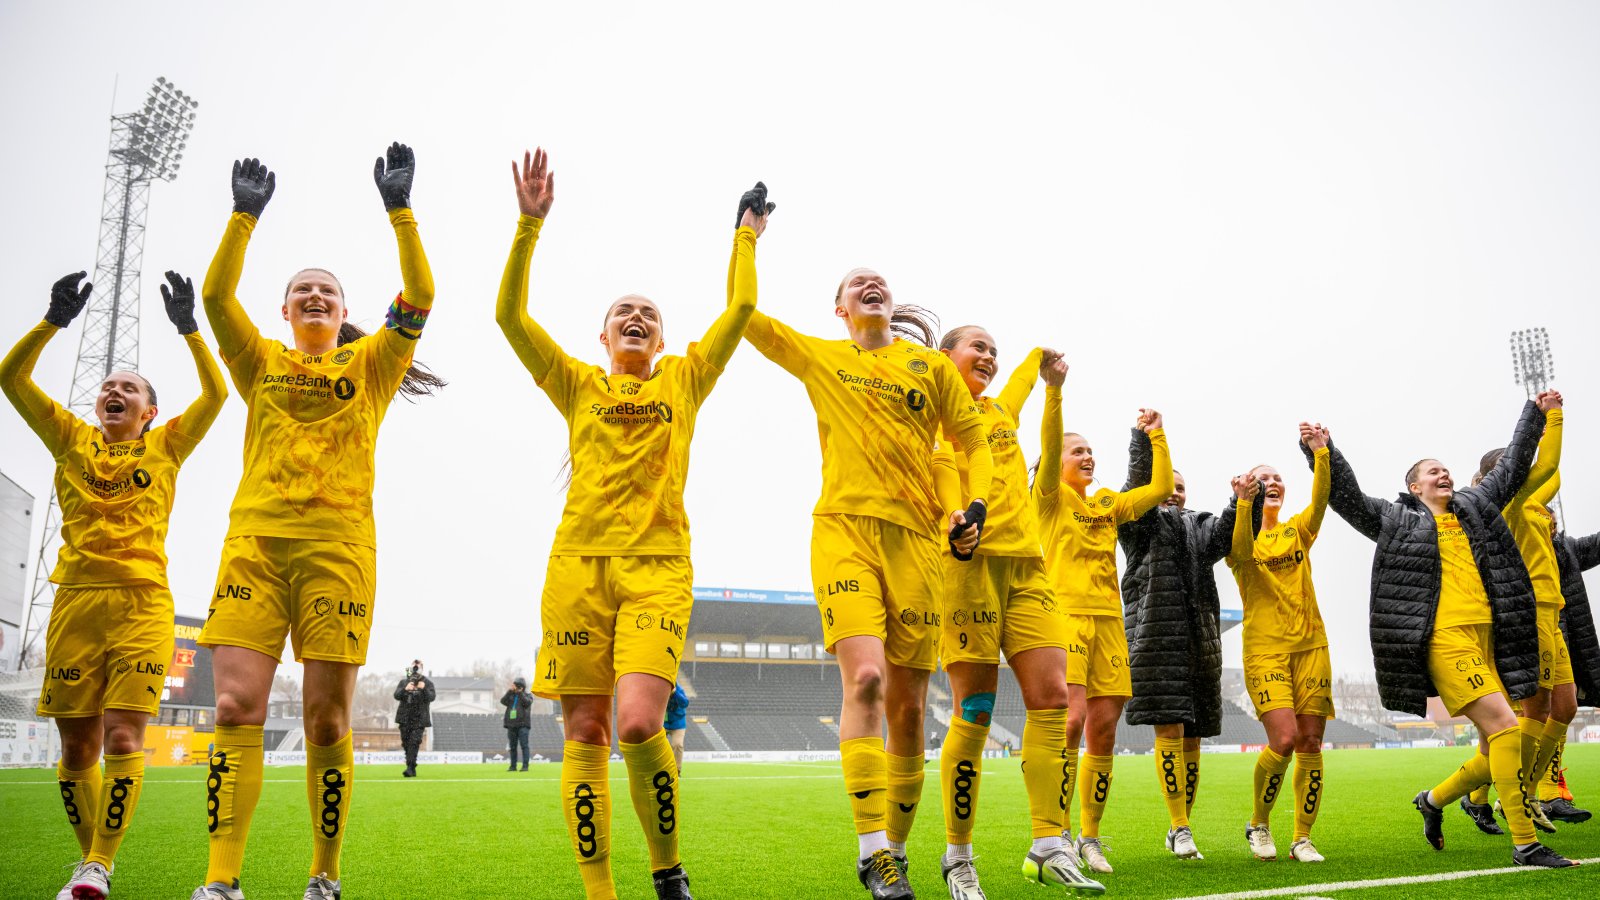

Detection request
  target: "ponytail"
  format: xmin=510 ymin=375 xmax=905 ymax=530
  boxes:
xmin=890 ymin=304 xmax=939 ymax=348
xmin=337 ymin=321 xmax=447 ymax=400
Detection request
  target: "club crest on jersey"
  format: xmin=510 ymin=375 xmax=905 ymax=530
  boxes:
xmin=951 ymin=609 xmax=968 ymax=626
xmin=1041 ymin=596 xmax=1058 ymax=613
xmin=1099 ymin=495 xmax=1114 ymax=508
xmin=900 ymin=609 xmax=920 ymax=626
xmin=114 ymin=656 xmax=132 ymax=674
xmin=1111 ymin=654 xmax=1124 ymax=669
xmin=313 ymin=597 xmax=333 ymax=616
xmin=906 ymin=358 xmax=929 ymax=374
xmin=333 ymin=348 xmax=354 ymax=365
xmin=1249 ymin=674 xmax=1263 ymax=688
xmin=637 ymin=613 xmax=655 ymax=630
xmin=133 ymin=446 xmax=145 ymax=457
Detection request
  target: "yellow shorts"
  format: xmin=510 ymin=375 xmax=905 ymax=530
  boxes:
xmin=1537 ymin=604 xmax=1574 ymax=690
xmin=811 ymin=514 xmax=943 ymax=671
xmin=535 ymin=555 xmax=692 ymax=699
xmin=200 ymin=536 xmax=377 ymax=665
xmin=941 ymin=554 xmax=1066 ymax=665
xmin=1244 ymin=645 xmax=1334 ymax=718
xmin=1429 ymin=623 xmax=1508 ymax=717
xmin=1064 ymin=614 xmax=1131 ymax=698
xmin=39 ymin=585 xmax=174 ymax=718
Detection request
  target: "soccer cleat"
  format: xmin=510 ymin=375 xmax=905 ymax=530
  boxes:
xmin=189 ymin=881 xmax=245 ymax=900
xmin=652 ymin=864 xmax=694 ymax=899
xmin=1542 ymin=798 xmax=1592 ymax=824
xmin=1414 ymin=792 xmax=1444 ymax=850
xmin=1075 ymin=836 xmax=1112 ymax=874
xmin=1458 ymin=797 xmax=1503 ymax=835
xmin=1555 ymin=766 xmax=1574 ymax=802
xmin=68 ymin=860 xmax=110 ymax=899
xmin=1289 ymin=838 xmax=1324 ymax=863
xmin=1165 ymin=826 xmax=1201 ymax=859
xmin=402 ymin=765 xmax=415 ymax=777
xmin=857 ymin=848 xmax=915 ymax=899
xmin=940 ymin=854 xmax=986 ymax=900
xmin=57 ymin=862 xmax=87 ymax=900
xmin=1245 ymin=823 xmax=1277 ymax=860
xmin=303 ymin=874 xmax=340 ymax=900
xmin=1494 ymin=798 xmax=1556 ymax=834
xmin=892 ymin=851 xmax=910 ymax=876
xmin=1022 ymin=848 xmax=1107 ymax=894
xmin=1512 ymin=842 xmax=1579 ymax=868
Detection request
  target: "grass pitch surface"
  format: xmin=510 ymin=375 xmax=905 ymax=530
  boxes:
xmin=2 ymin=745 xmax=1598 ymax=898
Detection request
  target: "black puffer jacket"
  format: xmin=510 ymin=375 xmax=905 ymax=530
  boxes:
xmin=1119 ymin=429 xmax=1253 ymax=735
xmin=1309 ymin=401 xmax=1544 ymax=716
xmin=1554 ymin=530 xmax=1600 ymax=705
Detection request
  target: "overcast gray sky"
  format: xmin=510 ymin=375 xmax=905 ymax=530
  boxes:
xmin=2 ymin=2 xmax=1598 ymax=683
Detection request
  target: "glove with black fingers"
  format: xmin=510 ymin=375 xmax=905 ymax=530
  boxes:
xmin=45 ymin=272 xmax=92 ymax=328
xmin=374 ymin=141 xmax=416 ymax=211
xmin=736 ymin=180 xmax=775 ymax=228
xmin=232 ymin=158 xmax=276 ymax=218
xmin=948 ymin=500 xmax=988 ymax=561
xmin=160 ymin=270 xmax=198 ymax=335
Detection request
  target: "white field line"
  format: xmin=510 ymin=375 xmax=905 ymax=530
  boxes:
xmin=1173 ymin=858 xmax=1600 ymax=900
xmin=0 ymin=773 xmax=846 ymax=786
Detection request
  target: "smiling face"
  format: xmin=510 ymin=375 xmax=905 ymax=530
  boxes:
xmin=1250 ymin=465 xmax=1285 ymax=511
xmin=1408 ymin=458 xmax=1454 ymax=506
xmin=834 ymin=268 xmax=894 ymax=331
xmin=600 ymin=294 xmax=664 ymax=365
xmin=1061 ymin=433 xmax=1095 ymax=491
xmin=95 ymin=371 xmax=156 ymax=436
xmin=940 ymin=327 xmax=997 ymax=396
xmin=1163 ymin=470 xmax=1187 ymax=509
xmin=282 ymin=269 xmax=349 ymax=341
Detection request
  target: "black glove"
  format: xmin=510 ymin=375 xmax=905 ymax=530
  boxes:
xmin=374 ymin=142 xmax=416 ymax=211
xmin=231 ymin=158 xmax=276 ymax=218
xmin=45 ymin=272 xmax=92 ymax=328
xmin=736 ymin=181 xmax=775 ymax=229
xmin=947 ymin=500 xmax=987 ymax=561
xmin=160 ymin=270 xmax=198 ymax=335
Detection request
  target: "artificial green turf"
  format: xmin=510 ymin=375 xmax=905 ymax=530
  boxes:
xmin=2 ymin=746 xmax=1598 ymax=898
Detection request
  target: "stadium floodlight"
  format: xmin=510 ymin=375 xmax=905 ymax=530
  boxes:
xmin=1509 ymin=327 xmax=1553 ymax=398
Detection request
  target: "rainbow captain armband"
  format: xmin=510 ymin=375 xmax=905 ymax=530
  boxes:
xmin=384 ymin=293 xmax=429 ymax=339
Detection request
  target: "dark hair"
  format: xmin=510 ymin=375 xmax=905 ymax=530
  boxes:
xmin=1405 ymin=458 xmax=1434 ymax=490
xmin=1474 ymin=448 xmax=1504 ymax=486
xmin=938 ymin=325 xmax=982 ymax=353
xmin=140 ymin=376 xmax=157 ymax=435
xmin=283 ymin=268 xmax=446 ymax=400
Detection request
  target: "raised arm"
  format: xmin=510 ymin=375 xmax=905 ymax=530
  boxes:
xmin=1035 ymin=364 xmax=1065 ymax=500
xmin=201 ymin=159 xmax=275 ymax=360
xmin=1572 ymin=529 xmax=1600 ymax=571
xmin=1472 ymin=399 xmax=1545 ymax=510
xmin=995 ymin=346 xmax=1045 ymax=419
xmin=701 ymin=183 xmax=772 ymax=369
xmin=494 ymin=149 xmax=568 ymax=381
xmin=936 ymin=355 xmax=994 ymax=543
xmin=1297 ymin=422 xmax=1331 ymax=537
xmin=0 ymin=273 xmax=92 ymax=454
xmin=158 ymin=271 xmax=227 ymax=451
xmin=1531 ymin=471 xmax=1561 ymax=509
xmin=1196 ymin=499 xmax=1239 ymax=566
xmin=1114 ymin=410 xmax=1174 ymax=522
xmin=374 ymin=143 xmax=435 ymax=345
xmin=1228 ymin=475 xmax=1260 ymax=564
xmin=1514 ymin=393 xmax=1563 ymax=506
xmin=1299 ymin=430 xmax=1386 ymax=542
xmin=1123 ymin=426 xmax=1152 ymax=492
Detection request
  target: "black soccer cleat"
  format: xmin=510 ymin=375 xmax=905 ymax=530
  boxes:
xmin=652 ymin=864 xmax=693 ymax=899
xmin=1512 ymin=842 xmax=1579 ymax=868
xmin=858 ymin=848 xmax=915 ymax=899
xmin=1414 ymin=791 xmax=1444 ymax=850
xmin=1542 ymin=798 xmax=1592 ymax=824
xmin=1458 ymin=796 xmax=1502 ymax=835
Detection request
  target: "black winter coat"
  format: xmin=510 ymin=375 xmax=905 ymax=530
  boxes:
xmin=502 ymin=689 xmax=534 ymax=728
xmin=393 ymin=675 xmax=435 ymax=728
xmin=1553 ymin=530 xmax=1600 ymax=705
xmin=1118 ymin=429 xmax=1253 ymax=735
xmin=1310 ymin=401 xmax=1545 ymax=716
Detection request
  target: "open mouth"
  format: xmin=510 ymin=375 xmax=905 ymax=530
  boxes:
xmin=1265 ymin=488 xmax=1282 ymax=501
xmin=105 ymin=397 xmax=126 ymax=414
xmin=622 ymin=323 xmax=648 ymax=339
xmin=973 ymin=361 xmax=995 ymax=379
xmin=861 ymin=289 xmax=885 ymax=309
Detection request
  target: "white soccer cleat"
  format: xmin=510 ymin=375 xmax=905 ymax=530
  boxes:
xmin=1289 ymin=837 xmax=1324 ymax=862
xmin=1075 ymin=836 xmax=1113 ymax=874
xmin=1022 ymin=847 xmax=1107 ymax=894
xmin=56 ymin=861 xmax=87 ymax=900
xmin=1245 ymin=823 xmax=1277 ymax=861
xmin=1165 ymin=826 xmax=1202 ymax=859
xmin=68 ymin=860 xmax=110 ymax=899
xmin=189 ymin=881 xmax=245 ymax=900
xmin=940 ymin=854 xmax=987 ymax=900
xmin=303 ymin=874 xmax=340 ymax=900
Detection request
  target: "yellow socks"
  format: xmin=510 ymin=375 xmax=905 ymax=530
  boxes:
xmin=563 ymin=741 xmax=616 ymax=900
xmin=1021 ymin=709 xmax=1068 ymax=838
xmin=1292 ymin=752 xmax=1323 ymax=842
xmin=1489 ymin=726 xmax=1536 ymax=845
xmin=886 ymin=752 xmax=925 ymax=847
xmin=1183 ymin=744 xmax=1201 ymax=817
xmin=840 ymin=736 xmax=889 ymax=838
xmin=620 ymin=731 xmax=680 ymax=872
xmin=306 ymin=731 xmax=354 ymax=881
xmin=1251 ymin=747 xmax=1291 ymax=826
xmin=940 ymin=716 xmax=989 ymax=845
xmin=1078 ymin=754 xmax=1114 ymax=839
xmin=1430 ymin=750 xmax=1491 ymax=807
xmin=1061 ymin=748 xmax=1080 ymax=833
xmin=1468 ymin=783 xmax=1491 ymax=806
xmin=205 ymin=724 xmax=264 ymax=885
xmin=86 ymin=752 xmax=145 ymax=867
xmin=57 ymin=759 xmax=101 ymax=857
xmin=1154 ymin=737 xmax=1187 ymax=828
xmin=1532 ymin=719 xmax=1567 ymax=802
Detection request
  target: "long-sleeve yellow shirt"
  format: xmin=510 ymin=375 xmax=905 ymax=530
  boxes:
xmin=202 ymin=208 xmax=431 ymax=548
xmin=1228 ymin=447 xmax=1330 ymax=655
xmin=933 ymin=348 xmax=1044 ymax=557
xmin=497 ymin=216 xmax=757 ymax=555
xmin=1 ymin=321 xmax=226 ymax=586
xmin=1503 ymin=409 xmax=1563 ymax=608
xmin=743 ymin=312 xmax=993 ymax=541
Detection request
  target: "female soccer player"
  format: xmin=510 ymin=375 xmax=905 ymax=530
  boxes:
xmin=1311 ymin=400 xmax=1575 ymax=867
xmin=1227 ymin=423 xmax=1332 ymax=863
xmin=3 ymin=269 xmax=224 ymax=900
xmin=930 ymin=332 xmax=1103 ymax=897
xmin=1547 ymin=522 xmax=1600 ymax=822
xmin=497 ymin=148 xmax=768 ymax=900
xmin=190 ymin=145 xmax=442 ymax=900
xmin=742 ymin=269 xmax=994 ymax=899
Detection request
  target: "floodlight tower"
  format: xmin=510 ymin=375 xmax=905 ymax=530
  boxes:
xmin=21 ymin=78 xmax=198 ymax=658
xmin=1509 ymin=327 xmax=1563 ymax=530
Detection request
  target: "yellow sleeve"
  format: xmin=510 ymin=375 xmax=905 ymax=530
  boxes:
xmin=494 ymin=215 xmax=572 ymax=384
xmin=1513 ymin=409 xmax=1563 ymax=506
xmin=995 ymin=347 xmax=1042 ymax=421
xmin=200 ymin=212 xmax=264 ymax=362
xmin=163 ymin=332 xmax=228 ymax=459
xmin=933 ymin=430 xmax=963 ymax=517
xmin=1228 ymin=498 xmax=1254 ymax=567
xmin=1035 ymin=385 xmax=1063 ymax=501
xmin=699 ymin=226 xmax=759 ymax=371
xmin=741 ymin=310 xmax=813 ymax=378
xmin=1531 ymin=470 xmax=1561 ymax=508
xmin=1113 ymin=428 xmax=1174 ymax=523
xmin=0 ymin=321 xmax=77 ymax=455
xmin=375 ymin=207 xmax=435 ymax=356
xmin=1302 ymin=446 xmax=1331 ymax=540
xmin=936 ymin=356 xmax=993 ymax=502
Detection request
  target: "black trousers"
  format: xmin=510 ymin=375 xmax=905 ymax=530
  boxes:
xmin=401 ymin=726 xmax=426 ymax=767
xmin=508 ymin=726 xmax=530 ymax=766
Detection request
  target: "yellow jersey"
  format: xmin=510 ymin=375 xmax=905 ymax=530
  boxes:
xmin=1434 ymin=513 xmax=1493 ymax=628
xmin=934 ymin=348 xmax=1043 ymax=557
xmin=1 ymin=323 xmax=225 ymax=586
xmin=743 ymin=311 xmax=993 ymax=541
xmin=1038 ymin=429 xmax=1173 ymax=616
xmin=497 ymin=216 xmax=758 ymax=555
xmin=1228 ymin=448 xmax=1331 ymax=655
xmin=1503 ymin=410 xmax=1563 ymax=608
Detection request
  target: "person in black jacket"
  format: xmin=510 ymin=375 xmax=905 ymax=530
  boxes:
xmin=393 ymin=660 xmax=435 ymax=777
xmin=1544 ymin=529 xmax=1600 ymax=822
xmin=1118 ymin=429 xmax=1243 ymax=860
xmin=1313 ymin=399 xmax=1575 ymax=868
xmin=502 ymin=677 xmax=534 ymax=772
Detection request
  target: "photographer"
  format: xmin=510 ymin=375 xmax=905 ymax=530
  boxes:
xmin=502 ymin=677 xmax=534 ymax=771
xmin=393 ymin=660 xmax=435 ymax=777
